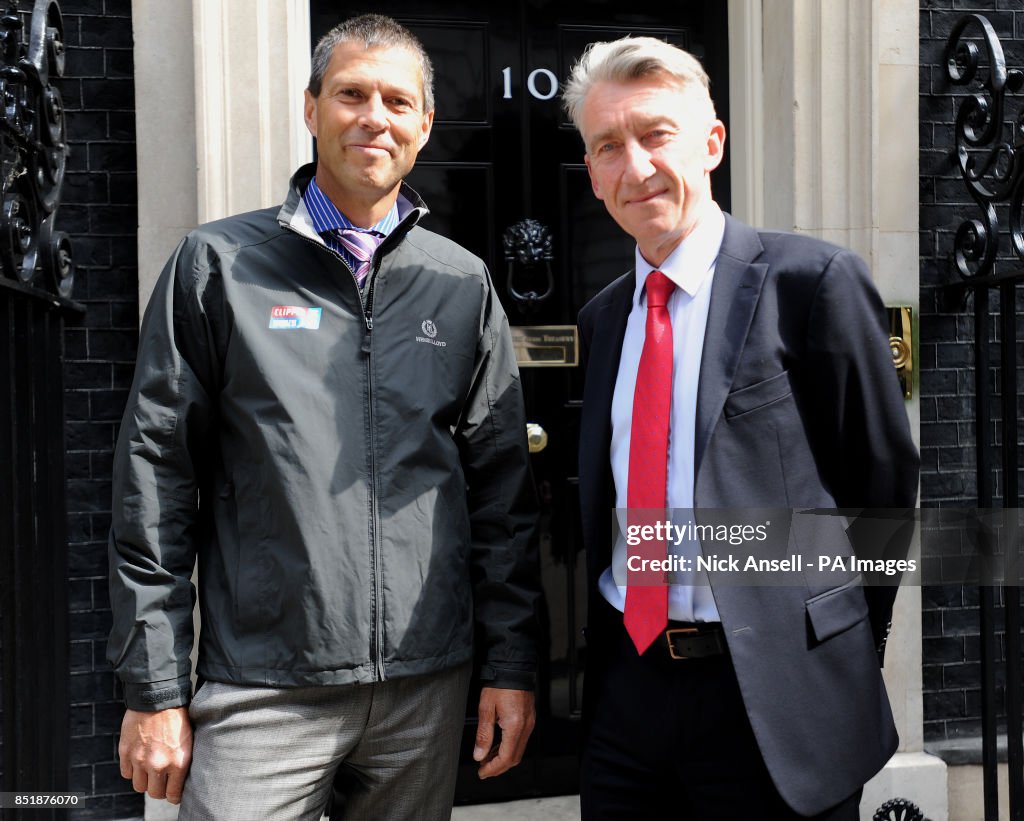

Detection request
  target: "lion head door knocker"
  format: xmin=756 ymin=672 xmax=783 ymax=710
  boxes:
xmin=503 ymin=219 xmax=554 ymax=314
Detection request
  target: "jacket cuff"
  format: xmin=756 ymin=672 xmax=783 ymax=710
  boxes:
xmin=478 ymin=664 xmax=535 ymax=691
xmin=123 ymin=676 xmax=193 ymax=711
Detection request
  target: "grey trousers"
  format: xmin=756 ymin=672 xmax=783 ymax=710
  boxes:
xmin=178 ymin=664 xmax=472 ymax=821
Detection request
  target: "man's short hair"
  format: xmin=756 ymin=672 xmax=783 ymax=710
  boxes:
xmin=307 ymin=14 xmax=435 ymax=113
xmin=562 ymin=36 xmax=715 ymax=134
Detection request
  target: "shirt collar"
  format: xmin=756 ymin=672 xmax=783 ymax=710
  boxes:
xmin=633 ymin=202 xmax=725 ymax=304
xmin=302 ymin=176 xmax=402 ymax=236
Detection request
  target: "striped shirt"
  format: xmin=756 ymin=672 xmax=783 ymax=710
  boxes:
xmin=302 ymin=177 xmax=400 ymax=277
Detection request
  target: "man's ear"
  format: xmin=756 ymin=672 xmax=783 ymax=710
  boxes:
xmin=584 ymin=154 xmax=604 ymax=201
xmin=303 ymin=89 xmax=318 ymax=138
xmin=418 ymin=108 xmax=435 ymax=149
xmin=705 ymin=120 xmax=726 ymax=173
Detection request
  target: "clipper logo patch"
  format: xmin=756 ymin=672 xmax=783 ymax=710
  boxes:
xmin=269 ymin=306 xmax=322 ymax=330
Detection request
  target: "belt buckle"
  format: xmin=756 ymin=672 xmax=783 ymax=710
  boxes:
xmin=665 ymin=626 xmax=698 ymax=660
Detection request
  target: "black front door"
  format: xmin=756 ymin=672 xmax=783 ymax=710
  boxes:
xmin=310 ymin=0 xmax=729 ymax=802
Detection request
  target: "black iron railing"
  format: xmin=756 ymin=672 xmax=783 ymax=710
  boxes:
xmin=943 ymin=13 xmax=1024 ymax=821
xmin=0 ymin=1 xmax=78 ymax=818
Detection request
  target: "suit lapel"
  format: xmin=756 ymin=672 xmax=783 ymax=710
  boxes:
xmin=695 ymin=216 xmax=769 ymax=472
xmin=579 ymin=273 xmax=633 ymax=582
xmin=580 ymin=273 xmax=634 ymax=481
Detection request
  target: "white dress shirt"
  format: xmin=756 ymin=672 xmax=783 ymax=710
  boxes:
xmin=599 ymin=203 xmax=726 ymax=623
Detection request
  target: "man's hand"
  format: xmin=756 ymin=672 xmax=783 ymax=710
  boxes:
xmin=118 ymin=707 xmax=193 ymax=804
xmin=473 ymin=687 xmax=535 ymax=779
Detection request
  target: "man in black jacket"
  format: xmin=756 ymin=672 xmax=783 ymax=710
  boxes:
xmin=109 ymin=15 xmax=538 ymax=820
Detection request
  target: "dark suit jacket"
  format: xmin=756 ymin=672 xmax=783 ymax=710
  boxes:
xmin=577 ymin=214 xmax=920 ymax=816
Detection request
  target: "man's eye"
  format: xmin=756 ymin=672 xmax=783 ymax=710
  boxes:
xmin=597 ymin=142 xmax=617 ymax=154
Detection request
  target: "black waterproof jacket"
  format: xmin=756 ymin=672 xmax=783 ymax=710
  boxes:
xmin=108 ymin=165 xmax=539 ymax=710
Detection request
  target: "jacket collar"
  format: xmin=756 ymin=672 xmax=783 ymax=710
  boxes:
xmin=277 ymin=163 xmax=430 ymax=247
xmin=583 ymin=213 xmax=771 ymax=481
xmin=584 ymin=212 xmax=767 ymax=448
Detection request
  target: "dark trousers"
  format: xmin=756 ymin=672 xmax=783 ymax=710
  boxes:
xmin=580 ymin=603 xmax=861 ymax=821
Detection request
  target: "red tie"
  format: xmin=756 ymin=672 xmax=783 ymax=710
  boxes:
xmin=624 ymin=270 xmax=676 ymax=654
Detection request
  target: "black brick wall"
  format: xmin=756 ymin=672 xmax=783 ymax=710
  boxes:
xmin=60 ymin=1 xmax=141 ymax=817
xmin=920 ymin=0 xmax=1024 ymax=742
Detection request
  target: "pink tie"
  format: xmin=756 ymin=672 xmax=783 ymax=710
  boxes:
xmin=337 ymin=229 xmax=383 ymax=287
xmin=624 ymin=270 xmax=676 ymax=654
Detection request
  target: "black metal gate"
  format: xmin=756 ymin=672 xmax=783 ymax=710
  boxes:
xmin=0 ymin=1 xmax=77 ymax=818
xmin=943 ymin=14 xmax=1024 ymax=821
xmin=1 ymin=283 xmax=76 ymax=818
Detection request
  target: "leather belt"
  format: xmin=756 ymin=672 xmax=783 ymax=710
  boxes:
xmin=659 ymin=623 xmax=726 ymax=660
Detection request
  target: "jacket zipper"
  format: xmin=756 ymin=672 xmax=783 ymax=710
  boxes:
xmin=286 ymin=230 xmax=386 ymax=680
xmin=365 ymin=253 xmax=385 ymax=681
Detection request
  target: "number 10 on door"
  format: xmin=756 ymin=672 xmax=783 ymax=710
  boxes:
xmin=502 ymin=66 xmax=559 ymax=100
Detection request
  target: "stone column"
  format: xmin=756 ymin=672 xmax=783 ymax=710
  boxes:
xmin=132 ymin=0 xmax=311 ymax=311
xmin=192 ymin=0 xmax=313 ymax=225
xmin=132 ymin=0 xmax=197 ymax=310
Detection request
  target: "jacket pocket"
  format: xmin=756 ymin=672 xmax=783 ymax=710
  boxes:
xmin=805 ymin=575 xmax=869 ymax=642
xmin=723 ymin=370 xmax=793 ymax=418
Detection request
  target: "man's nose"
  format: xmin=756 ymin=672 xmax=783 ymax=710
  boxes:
xmin=358 ymin=93 xmax=388 ymax=131
xmin=621 ymin=141 xmax=655 ymax=184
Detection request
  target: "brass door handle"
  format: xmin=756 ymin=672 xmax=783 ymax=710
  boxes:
xmin=887 ymin=306 xmax=913 ymax=400
xmin=526 ymin=423 xmax=548 ymax=454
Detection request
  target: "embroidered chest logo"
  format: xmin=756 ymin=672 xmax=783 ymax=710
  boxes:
xmin=416 ymin=318 xmax=446 ymax=348
xmin=269 ymin=306 xmax=322 ymax=330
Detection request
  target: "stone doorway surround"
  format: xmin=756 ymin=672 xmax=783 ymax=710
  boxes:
xmin=131 ymin=2 xmax=936 ymax=819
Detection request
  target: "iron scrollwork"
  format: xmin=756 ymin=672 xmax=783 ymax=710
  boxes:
xmin=503 ymin=218 xmax=554 ymax=313
xmin=944 ymin=14 xmax=1024 ymax=281
xmin=0 ymin=0 xmax=72 ymax=298
xmin=872 ymin=798 xmax=929 ymax=821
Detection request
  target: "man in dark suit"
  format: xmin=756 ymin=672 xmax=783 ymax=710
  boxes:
xmin=562 ymin=36 xmax=919 ymax=820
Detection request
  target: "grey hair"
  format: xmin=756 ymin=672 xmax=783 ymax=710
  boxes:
xmin=562 ymin=36 xmax=714 ymax=134
xmin=307 ymin=14 xmax=435 ymax=113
